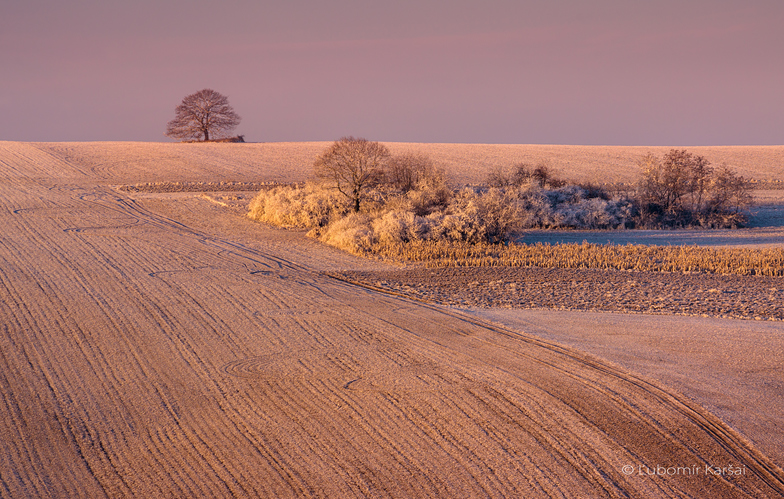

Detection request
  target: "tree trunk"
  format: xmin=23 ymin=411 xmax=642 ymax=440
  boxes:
xmin=204 ymin=129 xmax=210 ymax=141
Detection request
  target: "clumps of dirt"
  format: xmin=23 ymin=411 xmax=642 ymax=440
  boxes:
xmin=120 ymin=181 xmax=283 ymax=193
xmin=337 ymin=267 xmax=784 ymax=321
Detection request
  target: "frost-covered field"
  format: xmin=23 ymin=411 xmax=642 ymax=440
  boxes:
xmin=38 ymin=140 xmax=784 ymax=186
xmin=1 ymin=141 xmax=783 ymax=497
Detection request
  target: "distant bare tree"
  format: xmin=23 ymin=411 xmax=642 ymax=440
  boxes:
xmin=165 ymin=89 xmax=241 ymax=142
xmin=530 ymin=162 xmax=565 ymax=188
xmin=314 ymin=137 xmax=390 ymax=212
xmin=487 ymin=161 xmax=565 ymax=189
xmin=386 ymin=153 xmax=439 ymax=192
xmin=485 ymin=165 xmax=513 ymax=188
xmin=707 ymin=164 xmax=752 ymax=225
xmin=511 ymin=162 xmax=534 ymax=186
xmin=636 ymin=149 xmax=751 ymax=227
xmin=638 ymin=149 xmax=711 ymax=216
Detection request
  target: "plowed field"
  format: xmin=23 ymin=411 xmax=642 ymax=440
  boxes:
xmin=1 ymin=141 xmax=783 ymax=497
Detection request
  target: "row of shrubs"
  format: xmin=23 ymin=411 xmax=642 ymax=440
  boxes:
xmin=248 ymin=179 xmax=641 ymax=251
xmin=250 ymin=151 xmax=752 ymax=250
xmin=485 ymin=150 xmax=752 ymax=229
xmin=247 ymin=179 xmax=784 ymax=276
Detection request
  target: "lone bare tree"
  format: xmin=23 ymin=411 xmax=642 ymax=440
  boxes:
xmin=314 ymin=137 xmax=390 ymax=212
xmin=165 ymin=89 xmax=241 ymax=141
xmin=636 ymin=149 xmax=751 ymax=227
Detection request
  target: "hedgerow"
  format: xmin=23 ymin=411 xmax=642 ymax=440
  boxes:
xmin=247 ymin=145 xmax=767 ymax=275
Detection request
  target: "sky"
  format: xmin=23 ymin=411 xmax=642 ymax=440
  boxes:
xmin=1 ymin=0 xmax=783 ymax=145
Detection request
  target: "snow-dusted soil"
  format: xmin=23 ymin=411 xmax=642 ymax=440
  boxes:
xmin=467 ymin=308 xmax=784 ymax=473
xmin=1 ymin=141 xmax=783 ymax=497
xmin=338 ymin=266 xmax=784 ymax=321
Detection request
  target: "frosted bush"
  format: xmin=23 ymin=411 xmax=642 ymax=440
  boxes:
xmin=544 ymin=185 xmax=585 ymax=205
xmin=634 ymin=149 xmax=751 ymax=228
xmin=406 ymin=179 xmax=451 ymax=216
xmin=247 ymin=182 xmax=348 ymax=228
xmin=429 ymin=187 xmax=526 ymax=243
xmin=433 ymin=212 xmax=483 ymax=243
xmin=510 ymin=184 xmax=634 ymax=229
xmin=372 ymin=210 xmax=430 ymax=244
xmin=248 ymin=176 xmax=639 ymax=251
xmin=319 ymin=213 xmax=376 ymax=253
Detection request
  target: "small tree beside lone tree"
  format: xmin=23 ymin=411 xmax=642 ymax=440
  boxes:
xmin=385 ymin=153 xmax=437 ymax=192
xmin=314 ymin=137 xmax=390 ymax=212
xmin=165 ymin=89 xmax=241 ymax=142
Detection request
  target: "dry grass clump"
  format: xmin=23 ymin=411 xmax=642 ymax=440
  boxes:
xmin=360 ymin=240 xmax=784 ymax=277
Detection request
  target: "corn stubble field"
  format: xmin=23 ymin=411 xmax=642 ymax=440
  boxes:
xmin=2 ymin=140 xmax=784 ymax=498
xmin=338 ymin=239 xmax=784 ymax=276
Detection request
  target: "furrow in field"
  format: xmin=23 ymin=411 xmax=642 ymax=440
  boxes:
xmin=458 ymin=311 xmax=784 ymax=496
xmin=326 ymin=287 xmax=784 ymax=496
xmin=2 ymin=195 xmax=241 ymax=494
xmin=0 ymin=331 xmax=106 ymax=499
xmin=0 ymin=142 xmax=86 ymax=181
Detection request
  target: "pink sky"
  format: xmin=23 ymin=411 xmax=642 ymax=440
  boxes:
xmin=1 ymin=0 xmax=782 ymax=145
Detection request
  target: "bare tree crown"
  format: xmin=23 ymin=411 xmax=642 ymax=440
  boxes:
xmin=165 ymin=89 xmax=241 ymax=141
xmin=314 ymin=137 xmax=390 ymax=212
xmin=636 ymin=149 xmax=750 ymax=227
